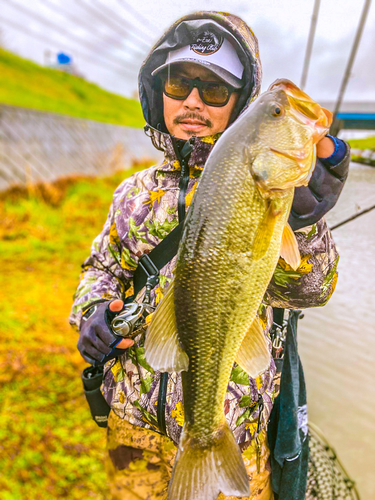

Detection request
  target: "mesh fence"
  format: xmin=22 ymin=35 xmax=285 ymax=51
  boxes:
xmin=0 ymin=104 xmax=162 ymax=190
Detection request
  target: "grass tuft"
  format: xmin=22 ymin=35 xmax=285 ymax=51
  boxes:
xmin=0 ymin=48 xmax=144 ymax=127
xmin=0 ymin=166 xmax=147 ymax=499
xmin=347 ymin=136 xmax=375 ymax=150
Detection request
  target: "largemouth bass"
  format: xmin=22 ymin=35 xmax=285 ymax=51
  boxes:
xmin=145 ymin=80 xmax=332 ymax=500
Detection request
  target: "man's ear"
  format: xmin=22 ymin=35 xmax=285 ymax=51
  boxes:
xmin=150 ymin=77 xmax=168 ymax=133
xmin=151 ymin=75 xmax=162 ymax=91
xmin=159 ymin=98 xmax=169 ymax=134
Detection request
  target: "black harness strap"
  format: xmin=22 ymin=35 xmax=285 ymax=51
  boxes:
xmin=133 ymin=222 xmax=184 ymax=297
xmin=134 ymin=137 xmax=193 ymax=435
xmin=157 ymin=372 xmax=169 ymax=435
xmin=174 ymin=138 xmax=194 ymax=222
xmin=156 ymin=138 xmax=193 ymax=434
xmin=133 ymin=224 xmax=183 ymax=435
xmin=132 ymin=224 xmax=184 ymax=435
xmin=273 ymin=308 xmax=285 ymax=329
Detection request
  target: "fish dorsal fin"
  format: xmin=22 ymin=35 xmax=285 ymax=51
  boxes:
xmin=280 ymin=223 xmax=301 ymax=271
xmin=253 ymin=200 xmax=280 ymax=261
xmin=144 ymin=280 xmax=189 ymax=373
xmin=236 ymin=316 xmax=271 ymax=379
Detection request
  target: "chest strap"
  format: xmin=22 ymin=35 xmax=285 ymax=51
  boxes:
xmin=133 ymin=222 xmax=183 ymax=297
xmin=174 ymin=137 xmax=194 ymax=222
xmin=132 ymin=188 xmax=184 ymax=434
xmin=132 ymin=223 xmax=184 ymax=436
xmin=134 ymin=138 xmax=194 ymax=435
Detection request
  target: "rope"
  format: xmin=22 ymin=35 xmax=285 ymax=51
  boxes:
xmin=331 ymin=203 xmax=375 ymax=230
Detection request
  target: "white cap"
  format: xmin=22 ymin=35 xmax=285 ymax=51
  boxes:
xmin=152 ymin=30 xmax=244 ymax=88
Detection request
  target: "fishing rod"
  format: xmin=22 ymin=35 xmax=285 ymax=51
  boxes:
xmin=331 ymin=202 xmax=375 ymax=231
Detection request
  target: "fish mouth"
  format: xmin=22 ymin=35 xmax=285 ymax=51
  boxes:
xmin=270 ymin=143 xmax=312 ymax=168
xmin=288 ymin=97 xmax=332 ymax=141
xmin=268 ymin=79 xmax=332 ymax=141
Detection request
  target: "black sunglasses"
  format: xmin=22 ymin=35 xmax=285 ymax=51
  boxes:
xmin=160 ymin=75 xmax=237 ymax=107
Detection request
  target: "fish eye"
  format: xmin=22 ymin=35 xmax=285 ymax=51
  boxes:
xmin=270 ymin=104 xmax=284 ymax=118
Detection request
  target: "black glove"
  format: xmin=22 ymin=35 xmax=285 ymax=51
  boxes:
xmin=77 ymin=301 xmax=127 ymax=366
xmin=289 ymin=141 xmax=350 ymax=231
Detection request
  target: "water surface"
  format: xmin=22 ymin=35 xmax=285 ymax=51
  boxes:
xmin=298 ymin=162 xmax=375 ymax=499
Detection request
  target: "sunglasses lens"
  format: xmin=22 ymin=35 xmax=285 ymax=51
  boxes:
xmin=164 ymin=77 xmax=190 ymax=99
xmin=202 ymin=83 xmax=230 ymax=105
xmin=162 ymin=76 xmax=233 ymax=106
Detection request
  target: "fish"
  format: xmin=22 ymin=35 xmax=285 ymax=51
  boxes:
xmin=144 ymin=79 xmax=332 ymax=500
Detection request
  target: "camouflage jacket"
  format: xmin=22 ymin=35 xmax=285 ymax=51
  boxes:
xmin=69 ymin=132 xmax=339 ymax=446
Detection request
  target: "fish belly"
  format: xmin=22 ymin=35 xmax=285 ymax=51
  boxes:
xmin=175 ymin=170 xmax=290 ymax=435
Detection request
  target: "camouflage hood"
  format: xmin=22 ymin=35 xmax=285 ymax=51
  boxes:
xmin=138 ymin=11 xmax=263 ymax=153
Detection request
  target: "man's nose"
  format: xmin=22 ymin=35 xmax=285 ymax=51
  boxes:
xmin=183 ymin=87 xmax=204 ymax=110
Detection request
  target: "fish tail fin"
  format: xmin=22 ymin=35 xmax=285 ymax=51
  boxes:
xmin=168 ymin=422 xmax=250 ymax=500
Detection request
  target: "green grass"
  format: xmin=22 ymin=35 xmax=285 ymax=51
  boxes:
xmin=347 ymin=136 xmax=375 ymax=150
xmin=0 ymin=168 xmax=145 ymax=499
xmin=0 ymin=48 xmax=144 ymax=127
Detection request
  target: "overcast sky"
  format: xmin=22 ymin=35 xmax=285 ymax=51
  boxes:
xmin=1 ymin=0 xmax=374 ymax=103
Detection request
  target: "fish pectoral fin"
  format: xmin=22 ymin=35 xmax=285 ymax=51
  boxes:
xmin=144 ymin=280 xmax=189 ymax=373
xmin=168 ymin=422 xmax=249 ymax=500
xmin=236 ymin=317 xmax=271 ymax=378
xmin=252 ymin=201 xmax=279 ymax=261
xmin=280 ymin=223 xmax=301 ymax=271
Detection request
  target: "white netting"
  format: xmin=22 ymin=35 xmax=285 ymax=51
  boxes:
xmin=306 ymin=423 xmax=360 ymax=500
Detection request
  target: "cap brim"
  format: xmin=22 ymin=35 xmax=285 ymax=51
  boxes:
xmin=151 ymin=59 xmax=243 ymax=89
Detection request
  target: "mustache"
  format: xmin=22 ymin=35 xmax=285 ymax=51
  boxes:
xmin=174 ymin=112 xmax=212 ymax=128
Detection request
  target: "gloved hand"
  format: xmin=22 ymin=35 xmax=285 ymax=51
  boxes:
xmin=289 ymin=136 xmax=350 ymax=231
xmin=77 ymin=300 xmax=134 ymax=366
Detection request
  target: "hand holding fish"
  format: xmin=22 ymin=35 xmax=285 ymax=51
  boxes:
xmin=316 ymin=136 xmax=335 ymax=158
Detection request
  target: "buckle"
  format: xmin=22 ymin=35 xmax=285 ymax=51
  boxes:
xmin=271 ymin=320 xmax=287 ymax=360
xmin=82 ymin=304 xmax=97 ymax=321
xmin=138 ymin=254 xmax=159 ymax=304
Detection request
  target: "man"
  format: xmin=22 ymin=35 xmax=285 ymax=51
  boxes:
xmin=70 ymin=11 xmax=349 ymax=500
